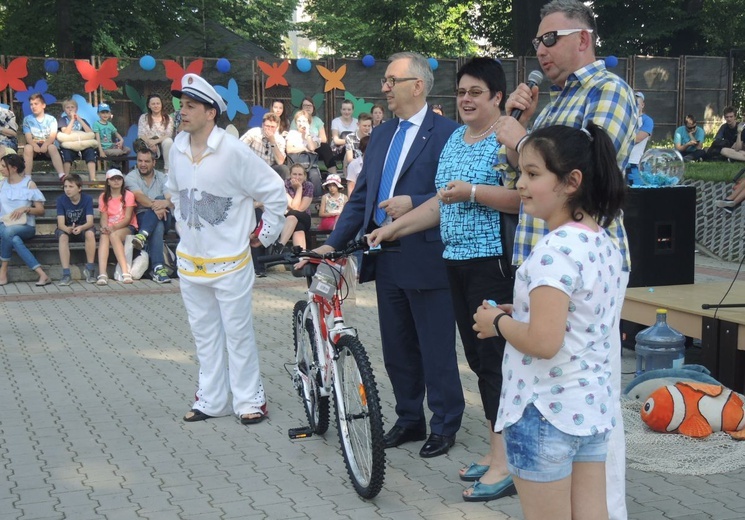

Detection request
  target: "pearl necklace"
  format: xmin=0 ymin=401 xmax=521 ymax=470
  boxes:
xmin=467 ymin=119 xmax=499 ymax=140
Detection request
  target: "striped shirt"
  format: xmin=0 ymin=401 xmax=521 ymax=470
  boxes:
xmin=504 ymin=60 xmax=637 ymax=271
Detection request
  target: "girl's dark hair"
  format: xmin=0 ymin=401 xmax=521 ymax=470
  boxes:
xmin=524 ymin=121 xmax=625 ymax=227
xmin=1 ymin=154 xmax=25 ymax=173
xmin=103 ymin=175 xmax=128 ymax=211
xmin=457 ymin=57 xmax=507 ymax=111
xmin=270 ymin=99 xmax=290 ymax=133
xmin=146 ymin=94 xmax=171 ymax=130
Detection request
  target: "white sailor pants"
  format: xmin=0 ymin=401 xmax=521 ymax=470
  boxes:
xmin=179 ymin=265 xmax=265 ymax=417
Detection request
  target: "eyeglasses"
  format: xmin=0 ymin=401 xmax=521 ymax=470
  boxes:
xmin=301 ymin=103 xmax=314 ymax=108
xmin=532 ymin=29 xmax=593 ymax=51
xmin=380 ymin=77 xmax=418 ymax=88
xmin=455 ymin=88 xmax=487 ymax=98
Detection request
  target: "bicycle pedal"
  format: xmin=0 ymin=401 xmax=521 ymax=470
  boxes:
xmin=288 ymin=426 xmax=314 ymax=439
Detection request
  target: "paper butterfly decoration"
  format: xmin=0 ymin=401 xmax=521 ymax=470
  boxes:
xmin=316 ymin=64 xmax=346 ymax=92
xmin=344 ymin=91 xmax=374 ymax=117
xmin=290 ymin=89 xmax=324 ymax=112
xmin=16 ymin=80 xmax=56 ymax=117
xmin=71 ymin=94 xmax=99 ymax=129
xmin=0 ymin=57 xmax=29 ymax=91
xmin=164 ymin=59 xmax=204 ymax=91
xmin=125 ymin=85 xmax=147 ymax=114
xmin=248 ymin=105 xmax=268 ymax=129
xmin=215 ymin=78 xmax=249 ymax=121
xmin=257 ymin=60 xmax=289 ymax=89
xmin=75 ymin=58 xmax=119 ymax=92
xmin=121 ymin=125 xmax=140 ymax=170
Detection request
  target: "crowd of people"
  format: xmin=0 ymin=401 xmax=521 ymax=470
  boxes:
xmin=0 ymin=2 xmax=743 ymax=517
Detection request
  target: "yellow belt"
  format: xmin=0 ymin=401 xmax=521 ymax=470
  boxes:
xmin=176 ymin=249 xmax=251 ymax=278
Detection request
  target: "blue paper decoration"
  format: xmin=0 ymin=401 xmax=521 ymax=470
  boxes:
xmin=139 ymin=55 xmax=156 ymax=71
xmin=44 ymin=60 xmax=59 ymax=73
xmin=604 ymin=55 xmax=619 ymax=68
xmin=297 ymin=58 xmax=312 ymax=73
xmin=428 ymin=58 xmax=439 ymax=70
xmin=216 ymin=58 xmax=231 ymax=73
xmin=362 ymin=55 xmax=375 ymax=68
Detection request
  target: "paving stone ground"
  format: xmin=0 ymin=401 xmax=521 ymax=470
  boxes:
xmin=1 ymin=253 xmax=744 ymax=519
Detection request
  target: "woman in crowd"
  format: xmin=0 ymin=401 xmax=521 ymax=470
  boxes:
xmin=270 ymin=163 xmax=314 ymax=253
xmin=138 ymin=94 xmax=174 ymax=172
xmin=371 ymin=104 xmax=385 ymax=130
xmin=369 ymin=57 xmax=520 ymax=503
xmin=0 ymin=154 xmax=50 ymax=286
xmin=271 ymin=99 xmax=290 ymax=136
xmin=330 ymin=100 xmax=357 ymax=171
xmin=292 ymin=97 xmax=337 ymax=174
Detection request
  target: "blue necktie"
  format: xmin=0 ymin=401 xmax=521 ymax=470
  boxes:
xmin=375 ymin=120 xmax=413 ymax=225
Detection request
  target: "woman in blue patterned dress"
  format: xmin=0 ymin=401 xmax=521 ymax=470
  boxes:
xmin=369 ymin=58 xmax=520 ymax=502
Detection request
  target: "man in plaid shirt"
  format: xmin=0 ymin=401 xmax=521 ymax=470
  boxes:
xmin=240 ymin=112 xmax=289 ymax=179
xmin=495 ymin=1 xmax=637 ymax=519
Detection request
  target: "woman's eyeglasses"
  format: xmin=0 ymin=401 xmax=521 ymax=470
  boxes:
xmin=532 ymin=29 xmax=593 ymax=51
xmin=455 ymin=88 xmax=487 ymax=98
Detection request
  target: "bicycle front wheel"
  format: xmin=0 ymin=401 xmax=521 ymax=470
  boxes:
xmin=333 ymin=335 xmax=385 ymax=499
xmin=293 ymin=300 xmax=330 ymax=435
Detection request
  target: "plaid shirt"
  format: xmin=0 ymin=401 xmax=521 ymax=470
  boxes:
xmin=505 ymin=60 xmax=637 ymax=271
xmin=239 ymin=127 xmax=286 ymax=166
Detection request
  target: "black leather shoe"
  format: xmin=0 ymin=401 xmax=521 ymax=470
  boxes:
xmin=383 ymin=425 xmax=427 ymax=448
xmin=419 ymin=433 xmax=455 ymax=458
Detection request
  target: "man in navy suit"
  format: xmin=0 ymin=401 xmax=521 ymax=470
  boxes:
xmin=315 ymin=52 xmax=463 ymax=458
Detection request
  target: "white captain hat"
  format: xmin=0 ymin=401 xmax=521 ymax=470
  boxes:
xmin=172 ymin=73 xmax=227 ymax=116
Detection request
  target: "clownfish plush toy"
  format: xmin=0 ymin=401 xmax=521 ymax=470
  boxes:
xmin=641 ymin=382 xmax=745 ymax=439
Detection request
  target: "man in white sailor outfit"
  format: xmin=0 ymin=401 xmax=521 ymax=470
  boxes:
xmin=168 ymin=74 xmax=286 ymax=425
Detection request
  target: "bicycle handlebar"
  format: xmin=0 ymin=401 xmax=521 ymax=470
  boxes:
xmin=255 ymin=238 xmax=399 ymax=266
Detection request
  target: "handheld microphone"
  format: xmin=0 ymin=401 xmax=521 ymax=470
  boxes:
xmin=509 ymin=70 xmax=544 ymax=120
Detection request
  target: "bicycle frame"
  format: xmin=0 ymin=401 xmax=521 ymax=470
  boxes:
xmin=301 ymin=256 xmax=357 ymax=398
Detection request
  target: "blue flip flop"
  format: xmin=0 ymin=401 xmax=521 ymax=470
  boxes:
xmin=459 ymin=462 xmax=489 ymax=482
xmin=463 ymin=475 xmax=516 ymax=502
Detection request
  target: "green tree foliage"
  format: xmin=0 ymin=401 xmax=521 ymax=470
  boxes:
xmin=298 ymin=0 xmax=479 ymax=58
xmin=0 ymin=0 xmax=296 ymax=58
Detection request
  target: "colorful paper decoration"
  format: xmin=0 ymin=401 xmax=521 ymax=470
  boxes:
xmin=248 ymin=105 xmax=268 ymax=128
xmin=316 ymin=64 xmax=346 ymax=92
xmin=216 ymin=58 xmax=231 ymax=73
xmin=44 ymin=60 xmax=60 ymax=74
xmin=215 ymin=78 xmax=249 ymax=121
xmin=296 ymin=59 xmax=312 ymax=73
xmin=75 ymin=58 xmax=119 ymax=92
xmin=290 ymin=89 xmax=324 ymax=112
xmin=15 ymin=80 xmax=55 ymax=117
xmin=125 ymin=85 xmax=147 ymax=113
xmin=164 ymin=59 xmax=204 ymax=91
xmin=71 ymin=94 xmax=99 ymax=129
xmin=139 ymin=55 xmax=156 ymax=71
xmin=257 ymin=60 xmax=289 ymax=89
xmin=362 ymin=55 xmax=375 ymax=68
xmin=0 ymin=57 xmax=29 ymax=91
xmin=344 ymin=92 xmax=374 ymax=117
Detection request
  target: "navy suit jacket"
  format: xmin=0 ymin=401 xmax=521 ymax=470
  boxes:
xmin=327 ymin=107 xmax=459 ymax=289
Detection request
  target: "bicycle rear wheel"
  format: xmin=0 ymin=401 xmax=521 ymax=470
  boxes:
xmin=293 ymin=300 xmax=330 ymax=435
xmin=333 ymin=335 xmax=385 ymax=498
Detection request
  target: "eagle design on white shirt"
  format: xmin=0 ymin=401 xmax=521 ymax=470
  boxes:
xmin=178 ymin=189 xmax=232 ymax=229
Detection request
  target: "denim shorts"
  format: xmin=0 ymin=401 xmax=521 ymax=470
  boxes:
xmin=503 ymin=403 xmax=610 ymax=483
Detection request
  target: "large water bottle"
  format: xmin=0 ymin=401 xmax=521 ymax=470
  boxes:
xmin=634 ymin=309 xmax=686 ymax=375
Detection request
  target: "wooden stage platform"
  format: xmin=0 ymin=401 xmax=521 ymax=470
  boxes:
xmin=622 ymin=281 xmax=745 ymax=392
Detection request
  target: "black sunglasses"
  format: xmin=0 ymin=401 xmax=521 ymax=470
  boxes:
xmin=532 ymin=29 xmax=593 ymax=51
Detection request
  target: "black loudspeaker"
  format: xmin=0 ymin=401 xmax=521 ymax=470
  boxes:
xmin=624 ymin=186 xmax=696 ymax=288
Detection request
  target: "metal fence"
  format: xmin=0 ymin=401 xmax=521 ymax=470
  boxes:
xmin=0 ymin=54 xmax=733 ymax=141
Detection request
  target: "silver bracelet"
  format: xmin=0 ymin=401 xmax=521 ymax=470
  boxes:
xmin=469 ymin=184 xmax=477 ymax=203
